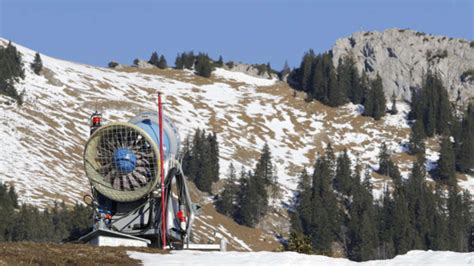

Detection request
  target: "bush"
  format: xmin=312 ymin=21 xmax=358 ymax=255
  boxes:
xmin=226 ymin=61 xmax=234 ymax=69
xmin=287 ymin=232 xmax=313 ymax=254
xmin=108 ymin=61 xmax=119 ymax=68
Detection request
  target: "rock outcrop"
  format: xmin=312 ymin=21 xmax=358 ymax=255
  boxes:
xmin=132 ymin=59 xmax=154 ymax=69
xmin=331 ymin=28 xmax=474 ymax=104
xmin=224 ymin=62 xmax=278 ymax=80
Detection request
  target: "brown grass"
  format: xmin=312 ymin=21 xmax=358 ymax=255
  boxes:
xmin=0 ymin=242 xmax=167 ymax=266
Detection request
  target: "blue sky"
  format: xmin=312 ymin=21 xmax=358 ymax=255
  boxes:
xmin=0 ymin=0 xmax=472 ymax=69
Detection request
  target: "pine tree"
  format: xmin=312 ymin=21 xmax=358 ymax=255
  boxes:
xmin=333 ymin=150 xmax=352 ymax=195
xmin=216 ymin=164 xmax=237 ymax=217
xmin=281 ymin=60 xmax=291 ymax=78
xmin=291 ymin=169 xmax=313 ymax=234
xmin=456 ymin=104 xmax=474 ymax=173
xmin=216 ymin=55 xmax=224 ymax=67
xmin=371 ymin=74 xmax=387 ymax=120
xmin=183 ymin=51 xmax=195 ymax=69
xmin=437 ymin=135 xmax=456 ymax=185
xmin=335 ymin=57 xmax=350 ymax=106
xmin=392 ymin=188 xmax=412 ymax=254
xmin=409 ymin=119 xmax=426 ymax=156
xmin=378 ymin=143 xmax=390 ymax=175
xmin=183 ymin=129 xmax=220 ymax=193
xmin=31 ymin=52 xmax=43 ymax=75
xmin=327 ymin=65 xmax=344 ymax=107
xmin=195 ymin=53 xmax=213 ymax=78
xmin=148 ymin=52 xmax=159 ymax=66
xmin=8 ymin=185 xmax=18 ymax=208
xmin=175 ymin=53 xmax=184 ymax=69
xmin=308 ymin=146 xmax=341 ymax=254
xmin=376 ymin=187 xmax=396 ymax=259
xmin=447 ymin=187 xmax=472 ymax=251
xmin=0 ymin=41 xmax=25 ymax=104
xmin=347 ymin=57 xmax=363 ymax=104
xmin=300 ymin=49 xmax=315 ymax=92
xmin=435 ymin=73 xmax=452 ymax=135
xmin=254 ymin=143 xmax=274 ymax=186
xmin=158 ymin=55 xmax=167 ymax=69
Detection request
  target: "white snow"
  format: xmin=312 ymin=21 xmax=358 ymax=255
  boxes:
xmin=128 ymin=250 xmax=474 ymax=266
xmin=0 ymin=38 xmax=472 ymax=210
xmin=213 ymin=68 xmax=277 ymax=87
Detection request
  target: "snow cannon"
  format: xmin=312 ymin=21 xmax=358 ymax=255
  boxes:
xmin=81 ymin=111 xmax=198 ymax=249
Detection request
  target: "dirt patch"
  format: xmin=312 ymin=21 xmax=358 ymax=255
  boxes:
xmin=0 ymin=242 xmax=166 ymax=265
xmin=42 ymin=68 xmax=64 ymax=87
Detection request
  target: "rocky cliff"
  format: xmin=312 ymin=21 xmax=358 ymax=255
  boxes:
xmin=332 ymin=28 xmax=474 ymax=104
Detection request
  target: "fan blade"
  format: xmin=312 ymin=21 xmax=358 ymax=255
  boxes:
xmin=99 ymin=162 xmax=112 ymax=174
xmin=127 ymin=173 xmax=140 ymax=189
xmin=132 ymin=172 xmax=148 ymax=184
xmin=122 ymin=175 xmax=131 ymax=191
xmin=104 ymin=169 xmax=115 ymax=184
xmin=113 ymin=175 xmax=122 ymax=190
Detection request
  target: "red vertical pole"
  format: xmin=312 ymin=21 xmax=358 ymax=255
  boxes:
xmin=158 ymin=92 xmax=166 ymax=249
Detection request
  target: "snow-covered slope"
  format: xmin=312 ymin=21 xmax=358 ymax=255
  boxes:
xmin=128 ymin=250 xmax=474 ymax=266
xmin=0 ymin=38 xmax=473 ymax=209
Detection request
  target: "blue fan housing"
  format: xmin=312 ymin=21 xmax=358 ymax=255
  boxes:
xmin=114 ymin=148 xmax=137 ymax=174
xmin=133 ymin=119 xmax=171 ymax=159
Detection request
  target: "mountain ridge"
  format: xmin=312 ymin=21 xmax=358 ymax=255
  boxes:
xmin=332 ymin=28 xmax=474 ymax=104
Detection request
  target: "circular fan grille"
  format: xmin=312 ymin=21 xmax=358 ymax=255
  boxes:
xmin=83 ymin=123 xmax=160 ymax=202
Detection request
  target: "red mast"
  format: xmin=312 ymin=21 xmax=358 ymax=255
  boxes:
xmin=158 ymin=92 xmax=166 ymax=249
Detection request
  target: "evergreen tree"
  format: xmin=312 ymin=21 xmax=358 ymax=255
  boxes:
xmin=148 ymin=52 xmax=159 ymax=66
xmin=216 ymin=163 xmax=237 ymax=217
xmin=409 ymin=119 xmax=426 ymax=156
xmin=8 ymin=185 xmax=18 ymax=208
xmin=347 ymin=173 xmax=378 ymax=261
xmin=348 ymin=57 xmax=363 ymax=104
xmin=328 ymin=64 xmax=345 ymax=107
xmin=183 ymin=51 xmax=195 ymax=69
xmin=0 ymin=41 xmax=25 ymax=104
xmin=447 ymin=187 xmax=472 ymax=251
xmin=175 ymin=53 xmax=184 ymax=69
xmin=236 ymin=170 xmax=267 ymax=226
xmin=371 ymin=74 xmax=387 ymax=120
xmin=378 ymin=143 xmax=391 ymax=176
xmin=254 ymin=143 xmax=274 ymax=186
xmin=455 ymin=104 xmax=474 ymax=173
xmin=335 ymin=57 xmax=350 ymax=106
xmin=392 ymin=188 xmax=412 ymax=254
xmin=209 ymin=132 xmax=220 ymax=182
xmin=363 ymin=86 xmax=374 ymax=117
xmin=333 ymin=150 xmax=352 ymax=195
xmin=376 ymin=187 xmax=396 ymax=259
xmin=216 ymin=55 xmax=224 ymax=67
xmin=182 ymin=129 xmax=220 ymax=193
xmin=437 ymin=135 xmax=456 ymax=185
xmin=300 ymin=49 xmax=315 ymax=92
xmin=435 ymin=73 xmax=452 ymax=135
xmin=195 ymin=53 xmax=213 ymax=78
xmin=31 ymin=52 xmax=43 ymax=75
xmin=291 ymin=169 xmax=312 ymax=233
xmin=158 ymin=55 xmax=167 ymax=69
xmin=281 ymin=60 xmax=291 ymax=78
xmin=308 ymin=146 xmax=341 ymax=254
